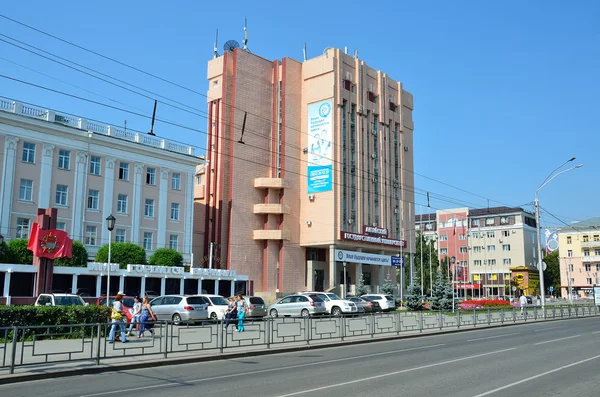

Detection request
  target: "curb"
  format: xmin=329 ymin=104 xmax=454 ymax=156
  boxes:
xmin=0 ymin=314 xmax=597 ymax=385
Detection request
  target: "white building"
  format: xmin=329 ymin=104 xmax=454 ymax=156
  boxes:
xmin=0 ymin=97 xmax=201 ymax=262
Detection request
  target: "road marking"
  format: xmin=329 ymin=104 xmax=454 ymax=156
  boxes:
xmin=467 ymin=332 xmax=520 ymax=342
xmin=471 ymin=353 xmax=600 ymax=396
xmin=275 ymin=348 xmax=516 ymax=397
xmin=79 ymin=343 xmax=445 ymax=397
xmin=592 ymin=331 xmax=600 ymax=334
xmin=534 ymin=334 xmax=580 ymax=345
xmin=533 ymin=326 xmax=563 ymax=332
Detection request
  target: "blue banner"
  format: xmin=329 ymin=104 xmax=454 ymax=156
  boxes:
xmin=307 ymin=100 xmax=333 ymax=193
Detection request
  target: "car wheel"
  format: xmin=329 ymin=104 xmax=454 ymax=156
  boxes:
xmin=301 ymin=309 xmax=310 ymax=318
xmin=210 ymin=312 xmax=218 ymax=321
xmin=172 ymin=313 xmax=182 ymax=325
xmin=270 ymin=309 xmax=278 ymax=318
xmin=331 ymin=307 xmax=342 ymax=317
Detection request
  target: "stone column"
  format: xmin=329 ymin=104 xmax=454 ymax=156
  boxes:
xmin=102 ymin=157 xmax=116 ymax=245
xmin=184 ymin=172 xmax=194 ymax=260
xmin=71 ymin=150 xmax=88 ymax=240
xmin=38 ymin=144 xmax=55 ymax=208
xmin=328 ymin=244 xmax=336 ymax=290
xmin=131 ymin=163 xmax=144 ymax=245
xmin=157 ymin=168 xmax=169 ymax=250
xmin=0 ymin=136 xmax=19 ymax=236
xmin=3 ymin=271 xmax=11 ymax=298
xmin=71 ymin=275 xmax=78 ymax=294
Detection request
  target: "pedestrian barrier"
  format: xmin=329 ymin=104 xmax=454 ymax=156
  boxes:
xmin=0 ymin=305 xmax=598 ymax=374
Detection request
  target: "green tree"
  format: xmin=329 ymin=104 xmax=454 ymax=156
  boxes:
xmin=5 ymin=239 xmax=33 ymax=264
xmin=408 ymin=231 xmax=444 ymax=295
xmin=95 ymin=242 xmax=147 ymax=268
xmin=149 ymin=248 xmax=183 ymax=267
xmin=0 ymin=241 xmax=9 ymax=263
xmin=355 ymin=274 xmax=369 ymax=296
xmin=54 ymin=241 xmax=89 ymax=267
xmin=430 ymin=270 xmax=454 ymax=311
xmin=405 ymin=277 xmax=424 ymax=311
xmin=543 ymin=250 xmax=560 ymax=296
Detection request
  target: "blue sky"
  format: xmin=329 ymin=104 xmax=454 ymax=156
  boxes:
xmin=1 ymin=0 xmax=598 ymax=227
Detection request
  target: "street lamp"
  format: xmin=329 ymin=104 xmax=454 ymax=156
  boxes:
xmin=535 ymin=158 xmax=582 ymax=309
xmin=105 ymin=214 xmax=116 ymax=306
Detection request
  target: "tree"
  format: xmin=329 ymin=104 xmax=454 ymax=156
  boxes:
xmin=54 ymin=241 xmax=89 ymax=267
xmin=355 ymin=274 xmax=369 ymax=296
xmin=543 ymin=250 xmax=561 ymax=296
xmin=405 ymin=277 xmax=424 ymax=311
xmin=430 ymin=270 xmax=454 ymax=311
xmin=380 ymin=270 xmax=396 ymax=296
xmin=0 ymin=241 xmax=9 ymax=263
xmin=5 ymin=239 xmax=33 ymax=264
xmin=149 ymin=248 xmax=183 ymax=267
xmin=95 ymin=242 xmax=147 ymax=268
xmin=411 ymin=231 xmax=443 ymax=295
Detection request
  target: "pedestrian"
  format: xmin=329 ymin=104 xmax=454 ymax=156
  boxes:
xmin=108 ymin=291 xmax=128 ymax=343
xmin=236 ymin=294 xmax=248 ymax=332
xmin=223 ymin=297 xmax=238 ymax=331
xmin=127 ymin=296 xmax=142 ymax=336
xmin=519 ymin=294 xmax=528 ymax=314
xmin=137 ymin=296 xmax=156 ymax=339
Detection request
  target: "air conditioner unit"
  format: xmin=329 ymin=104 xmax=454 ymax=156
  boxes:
xmin=371 ymin=153 xmax=376 ymax=159
xmin=372 ymin=177 xmax=377 ymax=183
xmin=368 ymin=84 xmax=375 ymax=93
xmin=358 ymin=105 xmax=364 ymax=113
xmin=372 ymin=222 xmax=378 ymax=227
xmin=308 ymin=195 xmax=315 ymax=201
xmin=404 ymin=146 xmax=409 ymax=152
xmin=512 ymin=230 xmax=517 ymax=234
xmin=302 ymin=147 xmax=308 ymax=153
xmin=348 ymin=219 xmax=354 ymax=224
xmin=345 ymin=71 xmax=353 ymax=81
xmin=394 ymin=208 xmax=399 ymax=214
xmin=499 ymin=239 xmax=503 ymax=243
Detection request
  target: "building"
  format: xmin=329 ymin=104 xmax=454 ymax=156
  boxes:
xmin=0 ymin=97 xmax=200 ymax=263
xmin=195 ymin=47 xmax=415 ymax=300
xmin=557 ymin=217 xmax=600 ymax=299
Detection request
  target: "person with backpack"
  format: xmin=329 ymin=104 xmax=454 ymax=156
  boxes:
xmin=108 ymin=291 xmax=128 ymax=343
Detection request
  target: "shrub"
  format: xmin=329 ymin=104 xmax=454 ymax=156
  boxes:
xmin=95 ymin=242 xmax=147 ymax=268
xmin=55 ymin=241 xmax=89 ymax=267
xmin=5 ymin=238 xmax=33 ymax=264
xmin=149 ymin=248 xmax=183 ymax=267
xmin=458 ymin=299 xmax=511 ymax=309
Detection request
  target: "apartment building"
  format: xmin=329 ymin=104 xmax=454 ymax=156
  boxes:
xmin=557 ymin=217 xmax=600 ymax=298
xmin=195 ymin=47 xmax=415 ymax=299
xmin=0 ymin=97 xmax=200 ymax=262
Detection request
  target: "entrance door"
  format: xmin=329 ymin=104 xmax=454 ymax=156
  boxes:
xmin=314 ymin=270 xmax=324 ymax=292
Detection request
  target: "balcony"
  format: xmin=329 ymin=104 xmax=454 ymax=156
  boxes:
xmin=581 ymin=240 xmax=600 ymax=248
xmin=254 ymin=178 xmax=286 ymax=189
xmin=582 ymin=255 xmax=600 ymax=263
xmin=253 ymin=230 xmax=290 ymax=240
xmin=253 ymin=204 xmax=290 ymax=215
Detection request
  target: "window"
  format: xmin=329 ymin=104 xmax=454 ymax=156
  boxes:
xmin=56 ymin=222 xmax=66 ymax=231
xmin=502 ymin=244 xmax=511 ymax=251
xmin=58 ymin=149 xmax=70 ymax=169
xmin=567 ymin=236 xmax=572 ymax=244
xmin=170 ymin=203 xmax=180 ymax=221
xmin=473 ymin=274 xmax=481 ymax=280
xmin=143 ymin=232 xmax=153 ymax=250
xmin=146 ymin=167 xmax=156 ymax=185
xmin=55 ymin=185 xmax=68 ymax=206
xmin=488 ymin=259 xmax=496 ymax=266
xmin=583 ymin=235 xmax=589 ymax=242
xmin=472 ymin=219 xmax=480 ymax=227
xmin=594 ymin=235 xmax=599 ymax=242
xmin=117 ymin=194 xmax=128 ymax=214
xmin=172 ymin=173 xmax=181 ymax=190
xmin=471 ymin=232 xmax=480 ymax=239
xmin=169 ymin=235 xmax=179 ymax=250
xmin=440 ymin=248 xmax=448 ymax=255
xmin=196 ymin=174 xmax=202 ymax=185
xmin=568 ymin=250 xmax=573 ymax=257
xmin=502 ymin=230 xmax=510 ymax=237
xmin=587 ymin=278 xmax=592 ymax=285
xmin=458 ymin=234 xmax=466 ymax=240
xmin=115 ymin=229 xmax=126 ymax=243
xmin=119 ymin=162 xmax=129 ymax=180
xmin=569 ymin=264 xmax=574 ymax=271
xmin=459 ymin=247 xmax=468 ymax=253
xmin=488 ymin=245 xmax=496 ymax=252
xmin=486 ymin=218 xmax=494 ymax=225
xmin=89 ymin=156 xmax=101 ymax=175
xmin=439 ymin=235 xmax=448 ymax=241
xmin=85 ymin=225 xmax=97 ymax=245
xmin=585 ymin=264 xmax=591 ymax=271
xmin=144 ymin=199 xmax=155 ymax=217
xmin=503 ymin=258 xmax=512 ymax=265
xmin=19 ymin=179 xmax=33 ymax=201
xmin=595 ymin=249 xmax=600 ymax=256
xmin=487 ymin=231 xmax=495 ymax=238
xmin=473 ymin=246 xmax=482 ymax=253
xmin=500 ymin=217 xmax=508 ymax=225
xmin=87 ymin=189 xmax=99 ymax=210
xmin=474 ymin=260 xmax=482 ymax=266
xmin=16 ymin=218 xmax=30 ymax=238
xmin=596 ymin=264 xmax=600 ymax=272
xmin=22 ymin=142 xmax=35 ymax=163
xmin=584 ymin=250 xmax=590 ymax=257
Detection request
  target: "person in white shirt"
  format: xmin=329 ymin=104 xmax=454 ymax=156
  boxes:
xmin=127 ymin=296 xmax=142 ymax=336
xmin=108 ymin=291 xmax=128 ymax=343
xmin=519 ymin=295 xmax=528 ymax=314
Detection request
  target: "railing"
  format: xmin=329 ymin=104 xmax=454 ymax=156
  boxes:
xmin=0 ymin=305 xmax=597 ymax=375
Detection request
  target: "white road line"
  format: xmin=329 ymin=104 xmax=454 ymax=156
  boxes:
xmin=467 ymin=332 xmax=520 ymax=342
xmin=79 ymin=343 xmax=445 ymax=397
xmin=276 ymin=348 xmax=516 ymax=397
xmin=471 ymin=353 xmax=600 ymax=397
xmin=534 ymin=335 xmax=580 ymax=346
xmin=533 ymin=326 xmax=563 ymax=332
xmin=591 ymin=331 xmax=600 ymax=334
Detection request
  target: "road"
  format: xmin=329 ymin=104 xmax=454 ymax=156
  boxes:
xmin=3 ymin=316 xmax=600 ymax=397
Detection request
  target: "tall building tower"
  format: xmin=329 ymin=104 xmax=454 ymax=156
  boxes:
xmin=195 ymin=47 xmax=415 ymax=300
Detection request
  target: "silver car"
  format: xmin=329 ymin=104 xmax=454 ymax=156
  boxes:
xmin=149 ymin=295 xmax=209 ymax=325
xmin=268 ymin=294 xmax=326 ymax=317
xmin=243 ymin=296 xmax=267 ymax=318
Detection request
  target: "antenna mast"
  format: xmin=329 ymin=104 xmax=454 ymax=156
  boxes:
xmin=242 ymin=18 xmax=249 ymax=51
xmin=213 ymin=29 xmax=219 ymax=58
xmin=303 ymin=43 xmax=307 ymax=61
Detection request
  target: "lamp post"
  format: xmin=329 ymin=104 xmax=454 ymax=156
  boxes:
xmin=535 ymin=158 xmax=582 ymax=309
xmin=105 ymin=214 xmax=116 ymax=306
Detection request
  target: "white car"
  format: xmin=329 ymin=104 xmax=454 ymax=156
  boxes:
xmin=361 ymin=294 xmax=396 ymax=312
xmin=34 ymin=293 xmax=88 ymax=306
xmin=298 ymin=292 xmax=358 ymax=316
xmin=197 ymin=295 xmax=230 ymax=320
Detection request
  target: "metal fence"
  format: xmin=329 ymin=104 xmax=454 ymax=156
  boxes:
xmin=1 ymin=305 xmax=597 ymax=374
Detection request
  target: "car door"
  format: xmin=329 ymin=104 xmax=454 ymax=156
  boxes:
xmin=276 ymin=296 xmax=293 ymax=315
xmin=149 ymin=297 xmax=164 ymax=320
xmin=295 ymin=296 xmax=310 ymax=315
xmin=162 ymin=296 xmax=182 ymax=320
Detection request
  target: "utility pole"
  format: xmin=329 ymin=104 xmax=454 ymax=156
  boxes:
xmin=208 ymin=242 xmax=214 ymax=269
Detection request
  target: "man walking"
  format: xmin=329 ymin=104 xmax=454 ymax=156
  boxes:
xmin=519 ymin=294 xmax=528 ymax=315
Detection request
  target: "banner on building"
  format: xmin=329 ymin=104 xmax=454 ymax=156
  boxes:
xmin=307 ymin=99 xmax=333 ymax=193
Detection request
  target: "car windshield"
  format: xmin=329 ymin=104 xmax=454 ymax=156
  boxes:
xmin=385 ymin=296 xmax=394 ymax=301
xmin=186 ymin=297 xmax=206 ymax=305
xmin=208 ymin=296 xmax=228 ymax=305
xmin=326 ymin=293 xmax=341 ymax=300
xmin=54 ymin=296 xmax=84 ymax=306
xmin=122 ymin=298 xmax=135 ymax=307
xmin=249 ymin=297 xmax=265 ymax=304
xmin=308 ymin=294 xmax=324 ymax=302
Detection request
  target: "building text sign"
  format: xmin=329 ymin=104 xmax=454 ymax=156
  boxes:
xmin=363 ymin=226 xmax=388 ymax=237
xmin=340 ymin=231 xmax=406 ymax=248
xmin=335 ymin=249 xmax=392 ymax=266
xmin=86 ymin=263 xmax=237 ymax=278
xmin=191 ymin=268 xmax=237 ymax=277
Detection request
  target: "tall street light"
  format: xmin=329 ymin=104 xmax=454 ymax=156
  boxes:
xmin=105 ymin=214 xmax=116 ymax=307
xmin=535 ymin=158 xmax=582 ymax=309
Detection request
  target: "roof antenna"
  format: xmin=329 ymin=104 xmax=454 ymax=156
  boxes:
xmin=303 ymin=43 xmax=307 ymax=61
xmin=238 ymin=112 xmax=247 ymax=144
xmin=148 ymin=100 xmax=157 ymax=136
xmin=242 ymin=19 xmax=249 ymax=52
xmin=213 ymin=29 xmax=219 ymax=59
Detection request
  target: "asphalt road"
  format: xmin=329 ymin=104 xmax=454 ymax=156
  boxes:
xmin=3 ymin=317 xmax=600 ymax=397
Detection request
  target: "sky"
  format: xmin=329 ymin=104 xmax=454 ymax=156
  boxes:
xmin=1 ymin=0 xmax=598 ymax=228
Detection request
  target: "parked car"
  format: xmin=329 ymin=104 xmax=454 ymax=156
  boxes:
xmin=34 ymin=293 xmax=88 ymax=307
xmin=361 ymin=294 xmax=396 ymax=311
xmin=346 ymin=296 xmax=376 ymax=313
xmin=243 ymin=296 xmax=267 ymax=318
xmin=196 ymin=295 xmax=230 ymax=320
xmin=144 ymin=290 xmax=160 ymax=299
xmin=96 ymin=296 xmax=136 ymax=323
xmin=149 ymin=295 xmax=209 ymax=325
xmin=359 ymin=295 xmax=384 ymax=312
xmin=268 ymin=294 xmax=326 ymax=317
xmin=298 ymin=291 xmax=358 ymax=316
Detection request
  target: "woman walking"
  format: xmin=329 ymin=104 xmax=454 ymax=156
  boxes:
xmin=224 ymin=297 xmax=238 ymax=331
xmin=127 ymin=296 xmax=142 ymax=336
xmin=137 ymin=296 xmax=156 ymax=338
xmin=236 ymin=295 xmax=248 ymax=332
xmin=108 ymin=291 xmax=128 ymax=343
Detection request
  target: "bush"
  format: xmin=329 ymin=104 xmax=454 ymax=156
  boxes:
xmin=458 ymin=299 xmax=511 ymax=309
xmin=149 ymin=248 xmax=183 ymax=267
xmin=95 ymin=242 xmax=147 ymax=268
xmin=55 ymin=241 xmax=89 ymax=267
xmin=5 ymin=238 xmax=33 ymax=264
